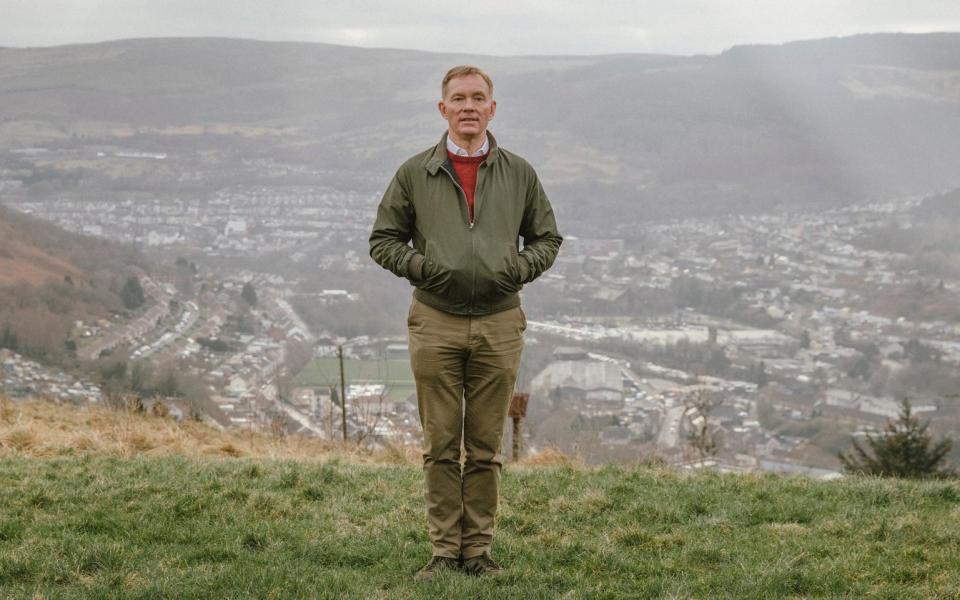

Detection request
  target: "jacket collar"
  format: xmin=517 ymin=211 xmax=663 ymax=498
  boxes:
xmin=425 ymin=130 xmax=500 ymax=175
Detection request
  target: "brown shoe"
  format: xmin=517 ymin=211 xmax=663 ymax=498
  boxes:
xmin=463 ymin=552 xmax=504 ymax=577
xmin=413 ymin=555 xmax=460 ymax=582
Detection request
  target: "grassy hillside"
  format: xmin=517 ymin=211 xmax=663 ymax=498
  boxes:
xmin=2 ymin=399 xmax=960 ymax=598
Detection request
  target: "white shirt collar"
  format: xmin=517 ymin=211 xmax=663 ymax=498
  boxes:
xmin=446 ymin=134 xmax=489 ymax=157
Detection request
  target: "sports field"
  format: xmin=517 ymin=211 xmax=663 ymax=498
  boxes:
xmin=295 ymin=357 xmax=416 ymax=403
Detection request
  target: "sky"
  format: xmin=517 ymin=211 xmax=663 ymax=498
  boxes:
xmin=4 ymin=0 xmax=960 ymax=56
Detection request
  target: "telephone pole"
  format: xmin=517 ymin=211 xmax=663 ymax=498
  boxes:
xmin=338 ymin=344 xmax=348 ymax=442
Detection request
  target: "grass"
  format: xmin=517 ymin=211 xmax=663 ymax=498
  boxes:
xmin=2 ymin=399 xmax=960 ymax=598
xmin=0 ymin=398 xmax=418 ymax=464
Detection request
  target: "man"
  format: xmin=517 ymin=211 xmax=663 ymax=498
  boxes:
xmin=369 ymin=65 xmax=562 ymax=580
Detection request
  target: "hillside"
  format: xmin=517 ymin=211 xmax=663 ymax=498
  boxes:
xmin=0 ymin=220 xmax=84 ymax=287
xmin=0 ymin=205 xmax=150 ymax=364
xmin=0 ymin=205 xmax=146 ymax=283
xmin=2 ymin=398 xmax=959 ymax=598
xmin=0 ymin=207 xmax=88 ymax=286
xmin=2 ymin=34 xmax=960 ymax=227
xmin=0 ymin=397 xmax=417 ymax=463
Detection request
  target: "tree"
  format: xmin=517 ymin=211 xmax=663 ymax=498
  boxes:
xmin=155 ymin=368 xmax=181 ymax=398
xmin=847 ymin=355 xmax=872 ymax=380
xmin=98 ymin=359 xmax=128 ymax=384
xmin=750 ymin=361 xmax=768 ymax=387
xmin=0 ymin=324 xmax=18 ymax=352
xmin=903 ymin=338 xmax=942 ymax=365
xmin=121 ymin=276 xmax=145 ymax=309
xmin=684 ymin=386 xmax=722 ymax=467
xmin=241 ymin=282 xmax=258 ymax=307
xmin=330 ymin=385 xmax=340 ymax=407
xmin=129 ymin=361 xmax=152 ymax=394
xmin=705 ymin=346 xmax=730 ymax=376
xmin=839 ymin=397 xmax=954 ymax=479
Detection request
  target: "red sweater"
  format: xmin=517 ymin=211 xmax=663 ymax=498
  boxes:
xmin=447 ymin=151 xmax=486 ymax=223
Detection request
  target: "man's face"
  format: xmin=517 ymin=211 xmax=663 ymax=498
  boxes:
xmin=438 ymin=74 xmax=496 ymax=145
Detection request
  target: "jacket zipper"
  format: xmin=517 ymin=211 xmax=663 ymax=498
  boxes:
xmin=440 ymin=165 xmax=472 ymax=228
xmin=440 ymin=163 xmax=477 ymax=312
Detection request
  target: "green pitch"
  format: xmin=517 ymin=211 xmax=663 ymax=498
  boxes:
xmin=295 ymin=358 xmax=416 ymax=403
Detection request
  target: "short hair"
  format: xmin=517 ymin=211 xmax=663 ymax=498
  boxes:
xmin=441 ymin=65 xmax=494 ymax=99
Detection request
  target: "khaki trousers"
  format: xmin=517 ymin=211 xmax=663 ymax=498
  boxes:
xmin=407 ymin=297 xmax=526 ymax=559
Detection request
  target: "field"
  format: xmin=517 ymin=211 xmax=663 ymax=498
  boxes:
xmin=295 ymin=358 xmax=416 ymax=404
xmin=3 ymin=460 xmax=960 ymax=598
xmin=2 ymin=399 xmax=960 ymax=599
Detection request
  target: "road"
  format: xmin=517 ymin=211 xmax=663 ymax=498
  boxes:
xmin=77 ymin=275 xmax=172 ymax=361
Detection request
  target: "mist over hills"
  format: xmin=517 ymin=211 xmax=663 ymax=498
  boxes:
xmin=2 ymin=33 xmax=960 ymax=228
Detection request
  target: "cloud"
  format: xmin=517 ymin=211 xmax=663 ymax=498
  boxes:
xmin=2 ymin=0 xmax=959 ymax=55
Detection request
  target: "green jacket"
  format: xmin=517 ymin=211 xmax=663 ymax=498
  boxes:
xmin=369 ymin=131 xmax=562 ymax=316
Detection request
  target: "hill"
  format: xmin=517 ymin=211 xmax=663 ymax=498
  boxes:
xmin=1 ymin=397 xmax=959 ymax=598
xmin=0 ymin=205 xmax=146 ymax=283
xmin=0 ymin=220 xmax=84 ymax=287
xmin=2 ymin=34 xmax=960 ymax=228
xmin=0 ymin=205 xmax=150 ymax=364
xmin=0 ymin=206 xmax=88 ymax=287
xmin=0 ymin=396 xmax=416 ymax=463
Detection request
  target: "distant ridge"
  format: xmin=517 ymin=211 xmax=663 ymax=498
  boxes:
xmin=2 ymin=32 xmax=960 ymax=224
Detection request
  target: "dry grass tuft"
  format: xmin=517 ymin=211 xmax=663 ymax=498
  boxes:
xmin=0 ymin=393 xmax=16 ymax=424
xmin=123 ymin=432 xmax=155 ymax=454
xmin=0 ymin=398 xmax=419 ymax=465
xmin=516 ymin=447 xmax=585 ymax=469
xmin=580 ymin=488 xmax=614 ymax=512
xmin=71 ymin=435 xmax=97 ymax=451
xmin=378 ymin=441 xmax=421 ymax=465
xmin=217 ymin=443 xmax=244 ymax=457
xmin=2 ymin=428 xmax=36 ymax=451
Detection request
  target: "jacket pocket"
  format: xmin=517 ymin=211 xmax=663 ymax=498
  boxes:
xmin=417 ymin=240 xmax=453 ymax=295
xmin=508 ymin=243 xmax=524 ymax=285
xmin=488 ymin=242 xmax=522 ymax=298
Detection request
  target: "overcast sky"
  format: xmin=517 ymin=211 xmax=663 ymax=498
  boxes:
xmin=4 ymin=0 xmax=960 ymax=56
